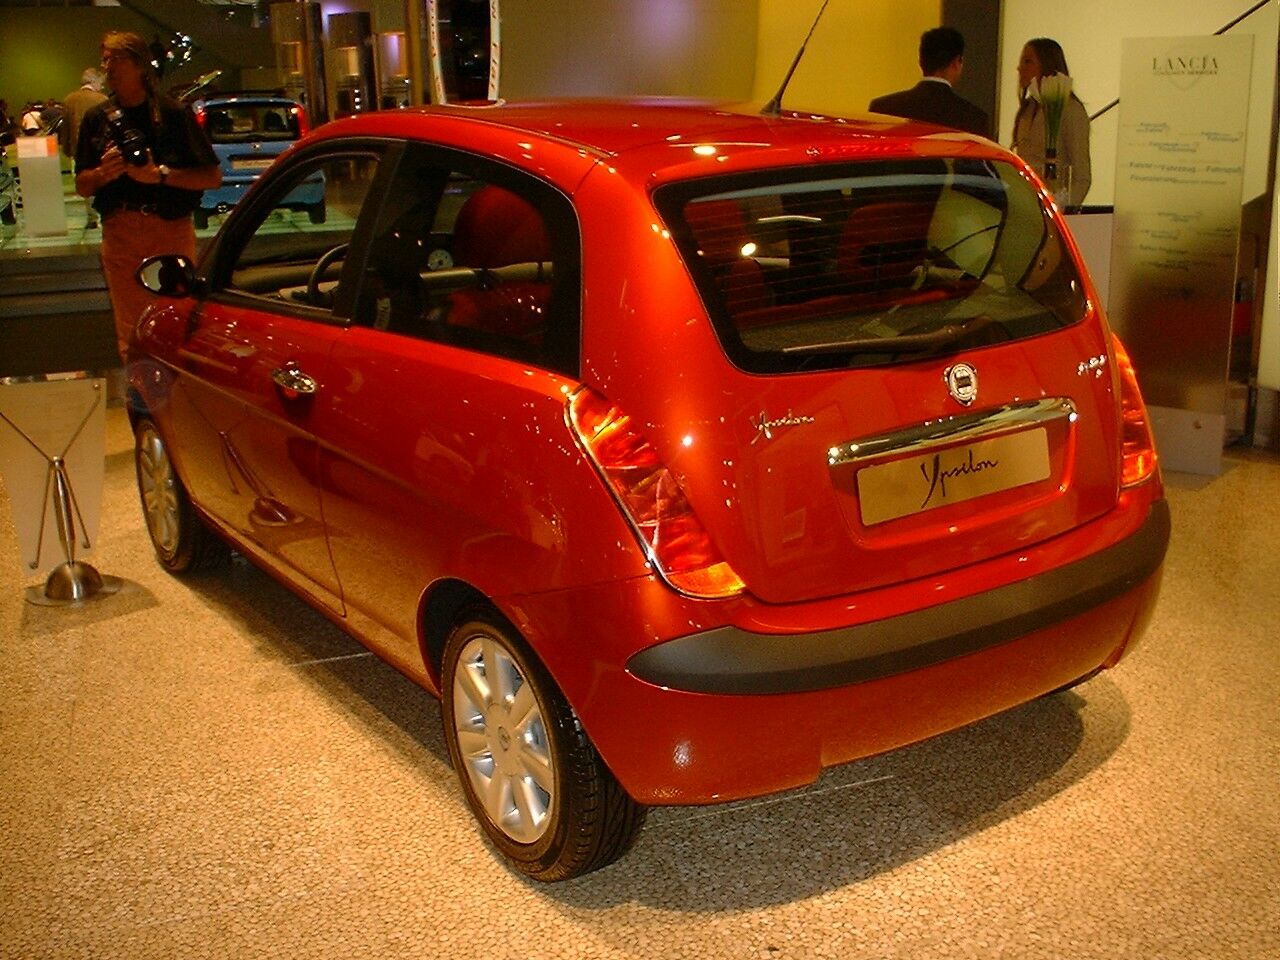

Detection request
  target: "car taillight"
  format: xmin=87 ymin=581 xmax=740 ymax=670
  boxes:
xmin=194 ymin=104 xmax=205 ymax=129
xmin=568 ymin=387 xmax=746 ymax=599
xmin=1112 ymin=336 xmax=1158 ymax=487
xmin=292 ymin=105 xmax=309 ymax=137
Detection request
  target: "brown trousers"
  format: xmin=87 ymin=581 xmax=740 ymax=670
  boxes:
xmin=99 ymin=210 xmax=196 ymax=364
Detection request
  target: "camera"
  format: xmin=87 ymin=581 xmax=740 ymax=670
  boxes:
xmin=103 ymin=106 xmax=148 ymax=166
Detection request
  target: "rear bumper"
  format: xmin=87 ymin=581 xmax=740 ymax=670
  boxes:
xmin=628 ymin=499 xmax=1169 ymax=694
xmin=504 ymin=493 xmax=1168 ymax=806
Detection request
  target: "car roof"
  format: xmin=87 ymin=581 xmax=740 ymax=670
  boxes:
xmin=195 ymin=92 xmax=299 ymax=107
xmin=306 ymin=98 xmax=1000 ymax=189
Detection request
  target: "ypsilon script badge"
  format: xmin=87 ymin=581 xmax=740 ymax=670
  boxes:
xmin=944 ymin=362 xmax=978 ymax=406
xmin=751 ymin=409 xmax=815 ymax=444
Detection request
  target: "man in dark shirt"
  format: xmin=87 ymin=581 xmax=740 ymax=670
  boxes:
xmin=75 ymin=31 xmax=219 ymax=363
xmin=868 ymin=27 xmax=990 ymax=138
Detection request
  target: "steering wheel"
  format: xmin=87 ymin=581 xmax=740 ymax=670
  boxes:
xmin=306 ymin=242 xmax=349 ymax=306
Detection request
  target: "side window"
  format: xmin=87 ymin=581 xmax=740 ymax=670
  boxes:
xmin=218 ymin=152 xmax=380 ymax=314
xmin=356 ymin=149 xmax=579 ymax=376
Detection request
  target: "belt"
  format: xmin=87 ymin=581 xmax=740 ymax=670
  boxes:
xmin=105 ymin=202 xmax=191 ymax=220
xmin=108 ymin=202 xmax=160 ymax=216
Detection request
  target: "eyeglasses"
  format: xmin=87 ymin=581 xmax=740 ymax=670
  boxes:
xmin=100 ymin=52 xmax=137 ymax=67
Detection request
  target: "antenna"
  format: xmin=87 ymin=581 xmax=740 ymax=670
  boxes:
xmin=761 ymin=0 xmax=834 ymax=117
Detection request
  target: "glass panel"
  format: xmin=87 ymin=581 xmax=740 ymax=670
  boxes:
xmin=204 ymin=102 xmax=302 ymax=142
xmin=660 ymin=158 xmax=1088 ymax=373
xmin=355 ymin=154 xmax=577 ymax=375
xmin=224 ymin=153 xmax=380 ymax=310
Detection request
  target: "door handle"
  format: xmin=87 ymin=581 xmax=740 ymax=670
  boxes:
xmin=271 ymin=363 xmax=317 ymax=397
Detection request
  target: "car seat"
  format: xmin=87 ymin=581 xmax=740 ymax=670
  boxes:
xmin=836 ymin=200 xmax=934 ymax=295
xmin=445 ymin=185 xmax=553 ymax=344
xmin=683 ymin=199 xmax=770 ymax=314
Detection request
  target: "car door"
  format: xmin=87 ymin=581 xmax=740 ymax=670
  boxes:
xmin=308 ymin=144 xmax=587 ymax=674
xmin=158 ymin=146 xmax=388 ymax=613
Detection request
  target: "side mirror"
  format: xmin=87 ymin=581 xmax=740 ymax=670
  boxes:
xmin=136 ymin=254 xmax=202 ymax=298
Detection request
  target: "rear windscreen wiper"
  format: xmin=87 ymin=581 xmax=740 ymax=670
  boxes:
xmin=781 ymin=313 xmax=995 ymax=356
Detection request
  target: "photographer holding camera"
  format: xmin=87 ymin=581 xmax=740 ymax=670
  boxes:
xmin=75 ymin=31 xmax=219 ymax=364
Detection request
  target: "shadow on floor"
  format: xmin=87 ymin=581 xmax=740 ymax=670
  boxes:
xmin=553 ymin=678 xmax=1129 ymax=911
xmin=169 ymin=544 xmax=1132 ymax=911
xmin=178 ymin=554 xmax=452 ymax=769
xmin=19 ymin=576 xmax=160 ymax=638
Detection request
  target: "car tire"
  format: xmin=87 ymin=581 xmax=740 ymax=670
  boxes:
xmin=441 ymin=613 xmax=646 ymax=881
xmin=134 ymin=417 xmax=229 ymax=573
xmin=307 ymin=200 xmax=326 ymax=224
xmin=193 ymin=209 xmax=209 ymax=230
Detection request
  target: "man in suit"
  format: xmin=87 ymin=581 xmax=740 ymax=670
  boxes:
xmin=869 ymin=27 xmax=990 ymax=138
xmin=60 ymin=68 xmax=108 ymax=227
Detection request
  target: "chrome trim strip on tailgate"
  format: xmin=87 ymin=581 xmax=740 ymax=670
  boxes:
xmin=827 ymin=397 xmax=1078 ymax=467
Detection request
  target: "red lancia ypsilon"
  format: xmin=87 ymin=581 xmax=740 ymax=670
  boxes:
xmin=130 ymin=99 xmax=1168 ymax=881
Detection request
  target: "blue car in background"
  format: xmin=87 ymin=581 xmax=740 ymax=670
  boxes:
xmin=192 ymin=93 xmax=324 ymax=229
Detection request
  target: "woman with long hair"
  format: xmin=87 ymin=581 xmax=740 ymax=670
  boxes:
xmin=1011 ymin=37 xmax=1092 ymax=209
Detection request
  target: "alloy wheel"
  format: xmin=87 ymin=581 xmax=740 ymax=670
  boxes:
xmin=136 ymin=425 xmax=180 ymax=555
xmin=450 ymin=633 xmax=555 ymax=844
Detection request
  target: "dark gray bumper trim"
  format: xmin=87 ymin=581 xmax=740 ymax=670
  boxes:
xmin=626 ymin=499 xmax=1170 ymax=695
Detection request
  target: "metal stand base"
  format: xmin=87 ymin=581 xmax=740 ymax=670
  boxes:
xmin=25 ymin=560 xmax=123 ymax=606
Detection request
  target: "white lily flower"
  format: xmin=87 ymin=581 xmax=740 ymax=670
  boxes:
xmin=1034 ymin=74 xmax=1073 ymax=153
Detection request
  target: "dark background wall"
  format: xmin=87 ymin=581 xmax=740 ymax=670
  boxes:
xmin=944 ymin=0 xmax=1002 ymax=136
xmin=0 ymin=8 xmax=160 ymax=106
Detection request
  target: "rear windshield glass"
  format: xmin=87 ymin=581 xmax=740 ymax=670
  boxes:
xmin=203 ymin=103 xmax=300 ymax=143
xmin=655 ymin=158 xmax=1088 ymax=373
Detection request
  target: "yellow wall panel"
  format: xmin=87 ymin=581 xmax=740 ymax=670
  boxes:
xmin=754 ymin=0 xmax=943 ymax=118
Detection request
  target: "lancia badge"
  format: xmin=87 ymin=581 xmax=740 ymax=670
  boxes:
xmin=944 ymin=362 xmax=978 ymax=406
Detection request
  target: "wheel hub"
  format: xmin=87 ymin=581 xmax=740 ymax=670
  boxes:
xmin=452 ymin=634 xmax=555 ymax=844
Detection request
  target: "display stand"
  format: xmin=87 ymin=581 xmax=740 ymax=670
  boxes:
xmin=15 ymin=135 xmax=67 ymax=238
xmin=0 ymin=377 xmax=122 ymax=605
xmin=1108 ymin=35 xmax=1255 ymax=474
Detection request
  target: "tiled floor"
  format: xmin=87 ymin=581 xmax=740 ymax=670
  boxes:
xmin=1 ymin=406 xmax=1277 ymax=959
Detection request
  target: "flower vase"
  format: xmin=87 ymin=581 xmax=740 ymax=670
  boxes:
xmin=1042 ymin=152 xmax=1074 ymax=208
xmin=1044 ymin=146 xmax=1058 ymax=183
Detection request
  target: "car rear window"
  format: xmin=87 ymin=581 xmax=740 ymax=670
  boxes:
xmin=656 ymin=158 xmax=1088 ymax=373
xmin=203 ymin=102 xmax=300 ymax=143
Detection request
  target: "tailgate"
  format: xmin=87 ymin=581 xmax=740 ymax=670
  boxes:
xmin=646 ymin=151 xmax=1122 ymax=604
xmin=700 ymin=330 xmax=1120 ymax=604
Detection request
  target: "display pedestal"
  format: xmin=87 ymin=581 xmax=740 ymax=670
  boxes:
xmin=1148 ymin=405 xmax=1227 ymax=477
xmin=0 ymin=377 xmax=122 ymax=605
xmin=16 ymin=135 xmax=67 ymax=237
xmin=1108 ymin=34 xmax=1255 ymax=476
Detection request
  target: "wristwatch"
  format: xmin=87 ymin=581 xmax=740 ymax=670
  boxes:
xmin=157 ymin=164 xmax=170 ymax=184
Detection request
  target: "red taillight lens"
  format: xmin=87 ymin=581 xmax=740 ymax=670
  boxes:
xmin=569 ymin=388 xmax=746 ymax=599
xmin=292 ymin=104 xmax=309 ymax=137
xmin=194 ymin=104 xmax=205 ymax=129
xmin=1112 ymin=336 xmax=1159 ymax=487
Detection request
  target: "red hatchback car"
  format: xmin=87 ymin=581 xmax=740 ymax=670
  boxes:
xmin=129 ymin=99 xmax=1168 ymax=881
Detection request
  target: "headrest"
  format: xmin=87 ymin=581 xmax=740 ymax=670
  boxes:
xmin=837 ymin=201 xmax=933 ymax=284
xmin=684 ymin=199 xmax=750 ymax=265
xmin=452 ymin=185 xmax=551 ymax=268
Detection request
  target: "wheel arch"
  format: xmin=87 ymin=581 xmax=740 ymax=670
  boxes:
xmin=125 ymin=385 xmax=149 ymax=430
xmin=419 ymin=577 xmax=502 ymax=687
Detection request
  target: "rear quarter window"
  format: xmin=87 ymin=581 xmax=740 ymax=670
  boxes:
xmin=656 ymin=158 xmax=1088 ymax=373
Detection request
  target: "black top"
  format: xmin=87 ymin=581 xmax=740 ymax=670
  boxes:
xmin=75 ymin=95 xmax=217 ymax=220
xmin=869 ymin=81 xmax=991 ymax=139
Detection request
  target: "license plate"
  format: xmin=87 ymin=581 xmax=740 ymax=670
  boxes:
xmin=231 ymin=157 xmax=274 ymax=171
xmin=856 ymin=428 xmax=1051 ymax=526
